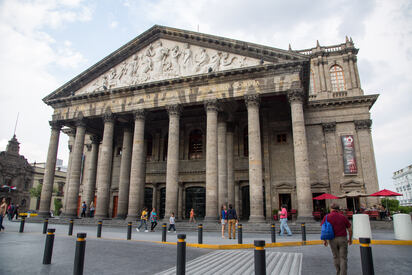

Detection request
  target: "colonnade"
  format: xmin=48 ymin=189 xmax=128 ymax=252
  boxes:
xmin=38 ymin=90 xmax=314 ymax=221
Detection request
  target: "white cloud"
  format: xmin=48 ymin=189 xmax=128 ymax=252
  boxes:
xmin=110 ymin=20 xmax=119 ymax=29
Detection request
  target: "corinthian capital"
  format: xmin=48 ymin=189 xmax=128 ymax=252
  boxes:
xmin=287 ymin=89 xmax=305 ymax=104
xmin=133 ymin=109 xmax=146 ymax=120
xmin=75 ymin=119 xmax=87 ymax=128
xmin=244 ymin=94 xmax=260 ymax=108
xmin=49 ymin=120 xmax=62 ymax=130
xmin=322 ymin=122 xmax=336 ymax=133
xmin=204 ymin=99 xmax=220 ymax=112
xmin=90 ymin=135 xmax=101 ymax=144
xmin=354 ymin=119 xmax=372 ymax=130
xmin=103 ymin=112 xmax=115 ymax=123
xmin=166 ymin=104 xmax=182 ymax=116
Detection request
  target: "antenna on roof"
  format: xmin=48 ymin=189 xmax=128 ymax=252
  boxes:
xmin=13 ymin=112 xmax=19 ymax=137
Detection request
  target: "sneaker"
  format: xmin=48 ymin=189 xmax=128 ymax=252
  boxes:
xmin=145 ymin=230 xmax=148 ymax=232
xmin=136 ymin=228 xmax=139 ymax=232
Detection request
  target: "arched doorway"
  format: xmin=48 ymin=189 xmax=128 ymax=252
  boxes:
xmin=185 ymin=187 xmax=205 ymax=219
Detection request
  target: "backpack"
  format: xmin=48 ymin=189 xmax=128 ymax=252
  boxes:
xmin=321 ymin=215 xmax=335 ymax=240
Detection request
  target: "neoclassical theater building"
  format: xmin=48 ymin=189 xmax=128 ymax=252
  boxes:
xmin=38 ymin=25 xmax=379 ymax=221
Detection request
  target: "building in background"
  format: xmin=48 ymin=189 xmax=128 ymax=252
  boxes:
xmin=0 ymin=135 xmax=33 ymax=211
xmin=38 ymin=25 xmax=380 ymax=220
xmin=30 ymin=161 xmax=66 ymax=213
xmin=393 ymin=165 xmax=412 ymax=206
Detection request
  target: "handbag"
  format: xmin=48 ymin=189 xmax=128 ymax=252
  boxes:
xmin=321 ymin=215 xmax=335 ymax=240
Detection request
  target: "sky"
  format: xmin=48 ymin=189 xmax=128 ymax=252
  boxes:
xmin=0 ymin=0 xmax=411 ymax=190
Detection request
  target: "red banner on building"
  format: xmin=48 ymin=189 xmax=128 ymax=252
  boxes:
xmin=341 ymin=135 xmax=357 ymax=174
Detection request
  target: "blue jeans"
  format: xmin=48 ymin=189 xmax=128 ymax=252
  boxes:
xmin=280 ymin=218 xmax=292 ymax=236
xmin=138 ymin=219 xmax=147 ymax=230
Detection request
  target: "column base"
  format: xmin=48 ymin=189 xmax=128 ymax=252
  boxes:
xmin=248 ymin=215 xmax=266 ymax=223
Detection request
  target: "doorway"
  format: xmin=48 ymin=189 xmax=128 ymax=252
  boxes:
xmin=144 ymin=187 xmax=153 ymax=210
xmin=279 ymin=194 xmax=292 ymax=211
xmin=112 ymin=196 xmax=118 ymax=218
xmin=185 ymin=187 xmax=206 ymax=219
xmin=241 ymin=186 xmax=250 ymax=220
xmin=346 ymin=197 xmax=360 ymax=212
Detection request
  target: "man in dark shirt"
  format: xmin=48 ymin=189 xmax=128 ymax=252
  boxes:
xmin=321 ymin=203 xmax=352 ymax=275
xmin=227 ymin=204 xmax=238 ymax=239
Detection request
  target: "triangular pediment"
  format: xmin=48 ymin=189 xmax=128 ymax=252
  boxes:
xmin=44 ymin=25 xmax=307 ymax=102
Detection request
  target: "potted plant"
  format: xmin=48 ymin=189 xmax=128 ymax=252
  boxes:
xmin=272 ymin=209 xmax=279 ymax=221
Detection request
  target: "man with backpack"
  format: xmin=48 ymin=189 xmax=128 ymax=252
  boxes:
xmin=321 ymin=203 xmax=352 ymax=275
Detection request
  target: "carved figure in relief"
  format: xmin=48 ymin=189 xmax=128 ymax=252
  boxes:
xmin=210 ymin=52 xmax=222 ymax=72
xmin=195 ymin=48 xmax=210 ymax=73
xmin=152 ymin=41 xmax=169 ymax=75
xmin=182 ymin=43 xmax=193 ymax=74
xmin=239 ymin=56 xmax=248 ymax=67
xmin=140 ymin=48 xmax=153 ymax=81
xmin=220 ymin=52 xmax=237 ymax=69
xmin=108 ymin=68 xmax=117 ymax=88
xmin=102 ymin=75 xmax=109 ymax=90
xmin=171 ymin=45 xmax=181 ymax=75
xmin=118 ymin=61 xmax=128 ymax=83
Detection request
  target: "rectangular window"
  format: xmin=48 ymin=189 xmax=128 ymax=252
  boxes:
xmin=276 ymin=134 xmax=287 ymax=144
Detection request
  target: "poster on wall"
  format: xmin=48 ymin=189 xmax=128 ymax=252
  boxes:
xmin=341 ymin=135 xmax=357 ymax=174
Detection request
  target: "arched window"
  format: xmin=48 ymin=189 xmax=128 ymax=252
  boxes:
xmin=189 ymin=129 xmax=203 ymax=159
xmin=329 ymin=65 xmax=346 ymax=92
xmin=243 ymin=127 xmax=248 ymax=157
xmin=309 ymin=70 xmax=316 ymax=94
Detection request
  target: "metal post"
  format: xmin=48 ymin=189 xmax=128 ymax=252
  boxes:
xmin=301 ymin=223 xmax=306 ymax=244
xmin=198 ymin=224 xmax=203 ymax=244
xmin=43 ymin=218 xmax=49 ymax=234
xmin=238 ymin=224 xmax=243 ymax=244
xmin=271 ymin=223 xmax=276 ymax=243
xmin=42 ymin=228 xmax=55 ymax=264
xmin=359 ymin=238 xmax=375 ymax=275
xmin=254 ymin=240 xmax=266 ymax=275
xmin=19 ymin=217 xmax=25 ymax=233
xmin=73 ymin=233 xmax=87 ymax=275
xmin=162 ymin=223 xmax=167 ymax=242
xmin=127 ymin=222 xmax=132 ymax=240
xmin=68 ymin=219 xmax=74 ymax=236
xmin=97 ymin=221 xmax=102 ymax=238
xmin=176 ymin=234 xmax=186 ymax=275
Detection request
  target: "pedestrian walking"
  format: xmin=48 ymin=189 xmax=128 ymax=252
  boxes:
xmin=12 ymin=204 xmax=19 ymax=220
xmin=149 ymin=208 xmax=158 ymax=232
xmin=189 ymin=208 xmax=196 ymax=223
xmin=168 ymin=212 xmax=176 ymax=232
xmin=321 ymin=203 xmax=352 ymax=275
xmin=227 ymin=204 xmax=238 ymax=239
xmin=89 ymin=201 xmax=95 ymax=217
xmin=136 ymin=207 xmax=149 ymax=232
xmin=279 ymin=204 xmax=292 ymax=236
xmin=81 ymin=201 xmax=87 ymax=217
xmin=0 ymin=198 xmax=7 ymax=231
xmin=220 ymin=205 xmax=227 ymax=238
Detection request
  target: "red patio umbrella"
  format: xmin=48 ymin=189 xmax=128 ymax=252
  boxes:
xmin=369 ymin=189 xmax=402 ymax=197
xmin=312 ymin=193 xmax=340 ymax=200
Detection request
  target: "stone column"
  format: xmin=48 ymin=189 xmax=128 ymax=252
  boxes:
xmin=288 ymin=90 xmax=313 ymax=219
xmin=127 ymin=110 xmax=146 ymax=220
xmin=217 ymin=113 xmax=228 ymax=210
xmin=322 ymin=123 xmax=343 ymax=206
xmin=165 ymin=105 xmax=181 ymax=219
xmin=65 ymin=120 xmax=87 ymax=217
xmin=342 ymin=55 xmax=353 ymax=90
xmin=204 ymin=100 xmax=219 ymax=221
xmin=227 ymin=123 xmax=235 ymax=207
xmin=245 ymin=95 xmax=265 ymax=222
xmin=63 ymin=129 xmax=75 ymax=212
xmin=38 ymin=121 xmax=62 ymax=217
xmin=95 ymin=113 xmax=115 ymax=219
xmin=83 ymin=135 xmax=100 ymax=216
xmin=235 ymin=182 xmax=241 ymax=217
xmin=262 ymin=117 xmax=272 ymax=220
xmin=116 ymin=127 xmax=133 ymax=219
xmin=355 ymin=120 xmax=379 ymax=204
xmin=178 ymin=183 xmax=183 ymax=220
xmin=152 ymin=183 xmax=158 ymax=210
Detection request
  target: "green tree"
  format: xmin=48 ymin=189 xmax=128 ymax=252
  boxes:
xmin=54 ymin=198 xmax=62 ymax=216
xmin=381 ymin=198 xmax=400 ymax=212
xmin=29 ymin=184 xmax=42 ymax=198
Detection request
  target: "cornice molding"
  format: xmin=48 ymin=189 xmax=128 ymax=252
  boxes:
xmin=307 ymin=94 xmax=379 ymax=110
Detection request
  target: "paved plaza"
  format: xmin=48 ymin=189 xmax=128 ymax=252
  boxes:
xmin=0 ymin=219 xmax=411 ymax=274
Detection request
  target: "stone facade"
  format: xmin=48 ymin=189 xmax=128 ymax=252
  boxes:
xmin=0 ymin=135 xmax=33 ymax=211
xmin=38 ymin=26 xmax=379 ymax=220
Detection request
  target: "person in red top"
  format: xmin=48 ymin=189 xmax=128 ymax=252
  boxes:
xmin=321 ymin=203 xmax=352 ymax=275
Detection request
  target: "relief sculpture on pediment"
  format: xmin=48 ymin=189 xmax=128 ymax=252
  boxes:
xmin=76 ymin=39 xmax=263 ymax=95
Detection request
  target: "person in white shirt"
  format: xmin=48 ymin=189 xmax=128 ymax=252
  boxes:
xmin=168 ymin=212 xmax=176 ymax=232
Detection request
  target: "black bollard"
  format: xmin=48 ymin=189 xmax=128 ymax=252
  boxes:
xmin=43 ymin=228 xmax=55 ymax=264
xmin=73 ymin=233 xmax=87 ymax=275
xmin=301 ymin=223 xmax=306 ymax=244
xmin=127 ymin=222 xmax=132 ymax=240
xmin=43 ymin=218 xmax=49 ymax=234
xmin=254 ymin=240 xmax=266 ymax=275
xmin=359 ymin=238 xmax=375 ymax=275
xmin=238 ymin=224 xmax=243 ymax=244
xmin=176 ymin=234 xmax=186 ymax=275
xmin=198 ymin=224 xmax=203 ymax=244
xmin=97 ymin=221 xmax=102 ymax=238
xmin=68 ymin=219 xmax=74 ymax=236
xmin=162 ymin=223 xmax=167 ymax=242
xmin=271 ymin=224 xmax=276 ymax=243
xmin=19 ymin=217 xmax=25 ymax=233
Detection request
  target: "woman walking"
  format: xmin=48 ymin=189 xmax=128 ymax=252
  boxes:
xmin=149 ymin=208 xmax=158 ymax=232
xmin=189 ymin=208 xmax=196 ymax=223
xmin=0 ymin=198 xmax=7 ymax=231
xmin=279 ymin=204 xmax=292 ymax=236
xmin=221 ymin=205 xmax=227 ymax=238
